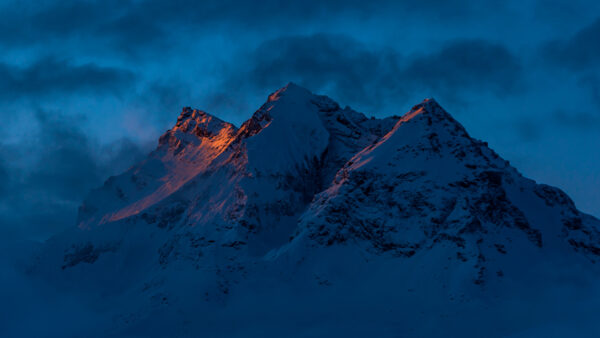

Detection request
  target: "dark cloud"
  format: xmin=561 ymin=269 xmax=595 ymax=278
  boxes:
xmin=137 ymin=81 xmax=195 ymax=124
xmin=0 ymin=110 xmax=148 ymax=240
xmin=26 ymin=111 xmax=104 ymax=200
xmin=0 ymin=0 xmax=497 ymax=55
xmin=543 ymin=17 xmax=600 ymax=71
xmin=514 ymin=108 xmax=600 ymax=143
xmin=0 ymin=58 xmax=136 ymax=102
xmin=552 ymin=109 xmax=600 ymax=129
xmin=0 ymin=0 xmax=126 ymax=47
xmin=579 ymin=75 xmax=600 ymax=108
xmin=515 ymin=119 xmax=542 ymax=142
xmin=403 ymin=39 xmax=523 ymax=99
xmin=0 ymin=154 xmax=7 ymax=196
xmin=541 ymin=17 xmax=600 ymax=118
xmin=240 ymin=34 xmax=403 ymax=110
xmin=221 ymin=34 xmax=522 ymax=112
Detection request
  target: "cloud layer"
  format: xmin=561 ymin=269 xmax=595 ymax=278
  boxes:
xmin=0 ymin=58 xmax=135 ymax=101
xmin=0 ymin=1 xmax=599 ymax=241
xmin=221 ymin=35 xmax=523 ymax=114
xmin=0 ymin=111 xmax=147 ymax=240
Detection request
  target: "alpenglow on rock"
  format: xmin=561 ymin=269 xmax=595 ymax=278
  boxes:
xmin=30 ymin=83 xmax=600 ymax=337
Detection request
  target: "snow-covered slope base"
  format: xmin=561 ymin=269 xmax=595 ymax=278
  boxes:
xmin=17 ymin=83 xmax=600 ymax=337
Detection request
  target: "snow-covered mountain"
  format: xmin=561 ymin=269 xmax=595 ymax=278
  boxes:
xmin=23 ymin=83 xmax=600 ymax=337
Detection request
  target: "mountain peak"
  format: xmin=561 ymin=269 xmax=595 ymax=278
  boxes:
xmin=171 ymin=107 xmax=233 ymax=135
xmin=157 ymin=106 xmax=237 ymax=152
xmin=418 ymin=97 xmax=441 ymax=112
xmin=176 ymin=106 xmax=205 ymax=124
xmin=402 ymin=97 xmax=446 ymax=120
xmin=390 ymin=97 xmax=471 ymax=139
xmin=267 ymin=82 xmax=313 ymax=102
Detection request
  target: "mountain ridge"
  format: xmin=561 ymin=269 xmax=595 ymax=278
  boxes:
xmin=28 ymin=83 xmax=600 ymax=337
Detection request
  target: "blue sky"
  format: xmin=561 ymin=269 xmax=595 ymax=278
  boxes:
xmin=0 ymin=0 xmax=599 ymax=240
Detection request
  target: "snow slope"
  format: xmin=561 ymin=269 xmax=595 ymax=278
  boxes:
xmin=16 ymin=83 xmax=600 ymax=337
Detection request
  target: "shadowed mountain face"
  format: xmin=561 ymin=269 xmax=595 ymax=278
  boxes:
xmin=25 ymin=84 xmax=600 ymax=337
